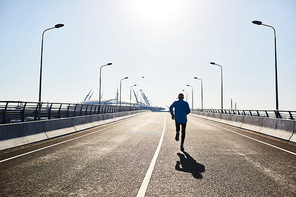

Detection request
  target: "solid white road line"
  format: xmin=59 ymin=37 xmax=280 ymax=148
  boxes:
xmin=137 ymin=113 xmax=166 ymax=197
xmin=0 ymin=122 xmax=124 ymax=163
xmin=198 ymin=117 xmax=296 ymax=156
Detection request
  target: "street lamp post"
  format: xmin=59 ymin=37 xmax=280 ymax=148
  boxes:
xmin=210 ymin=62 xmax=223 ymax=109
xmin=252 ymin=20 xmax=279 ymax=112
xmin=186 ymin=84 xmax=193 ymax=111
xmin=137 ymin=89 xmax=142 ymax=106
xmin=194 ymin=77 xmax=203 ymax=110
xmin=38 ymin=24 xmax=64 ymax=103
xmin=99 ymin=63 xmax=112 ymax=105
xmin=38 ymin=24 xmax=64 ymax=120
xmin=119 ymin=77 xmax=128 ymax=111
xmin=182 ymin=89 xmax=188 ymax=102
xmin=130 ymin=84 xmax=137 ymax=110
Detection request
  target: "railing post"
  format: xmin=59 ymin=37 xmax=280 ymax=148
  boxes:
xmin=58 ymin=103 xmax=62 ymax=118
xmin=48 ymin=103 xmax=53 ymax=119
xmin=90 ymin=105 xmax=93 ymax=115
xmin=288 ymin=111 xmax=294 ymax=120
xmin=35 ymin=103 xmax=42 ymax=121
xmin=98 ymin=105 xmax=101 ymax=114
xmin=275 ymin=110 xmax=281 ymax=119
xmin=67 ymin=104 xmax=70 ymax=117
xmin=94 ymin=105 xmax=97 ymax=115
xmin=265 ymin=111 xmax=269 ymax=118
xmin=21 ymin=102 xmax=27 ymax=122
xmin=85 ymin=105 xmax=89 ymax=116
xmin=2 ymin=102 xmax=9 ymax=124
xmin=74 ymin=104 xmax=78 ymax=117
xmin=80 ymin=105 xmax=83 ymax=116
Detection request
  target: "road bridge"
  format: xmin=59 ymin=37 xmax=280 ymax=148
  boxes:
xmin=1 ymin=112 xmax=296 ymax=196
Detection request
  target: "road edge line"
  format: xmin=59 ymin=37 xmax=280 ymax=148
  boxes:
xmin=137 ymin=113 xmax=166 ymax=197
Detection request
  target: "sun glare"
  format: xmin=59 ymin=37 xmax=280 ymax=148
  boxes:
xmin=128 ymin=0 xmax=186 ymax=26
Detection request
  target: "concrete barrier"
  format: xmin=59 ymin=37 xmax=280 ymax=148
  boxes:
xmin=44 ymin=118 xmax=76 ymax=138
xmin=241 ymin=116 xmax=252 ymax=129
xmin=228 ymin=114 xmax=244 ymax=127
xmin=219 ymin=114 xmax=231 ymax=124
xmin=3 ymin=110 xmax=288 ymax=151
xmin=103 ymin=113 xmax=113 ymax=123
xmin=0 ymin=121 xmax=47 ymax=150
xmin=230 ymin=115 xmax=244 ymax=128
xmin=206 ymin=113 xmax=220 ymax=122
xmin=112 ymin=113 xmax=121 ymax=122
xmin=241 ymin=116 xmax=263 ymax=132
xmin=203 ymin=112 xmax=209 ymax=119
xmin=91 ymin=114 xmax=105 ymax=126
xmin=118 ymin=112 xmax=125 ymax=117
xmin=72 ymin=116 xmax=94 ymax=131
xmin=191 ymin=112 xmax=295 ymax=143
xmin=0 ymin=111 xmax=145 ymax=150
xmin=272 ymin=119 xmax=294 ymax=141
xmin=289 ymin=121 xmax=296 ymax=143
xmin=236 ymin=115 xmax=244 ymax=127
xmin=214 ymin=113 xmax=221 ymax=120
xmin=251 ymin=117 xmax=264 ymax=132
xmin=260 ymin=118 xmax=277 ymax=137
xmin=205 ymin=113 xmax=215 ymax=122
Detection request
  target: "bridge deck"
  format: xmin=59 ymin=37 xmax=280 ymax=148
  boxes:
xmin=1 ymin=112 xmax=295 ymax=196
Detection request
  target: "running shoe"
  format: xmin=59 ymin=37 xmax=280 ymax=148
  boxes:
xmin=175 ymin=132 xmax=179 ymax=141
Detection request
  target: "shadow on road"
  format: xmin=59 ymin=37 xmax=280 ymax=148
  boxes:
xmin=175 ymin=151 xmax=205 ymax=179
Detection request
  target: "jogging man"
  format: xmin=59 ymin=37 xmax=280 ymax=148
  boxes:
xmin=169 ymin=93 xmax=191 ymax=151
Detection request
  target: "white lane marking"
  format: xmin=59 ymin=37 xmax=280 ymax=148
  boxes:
xmin=0 ymin=122 xmax=124 ymax=163
xmin=137 ymin=114 xmax=166 ymax=197
xmin=197 ymin=117 xmax=296 ymax=156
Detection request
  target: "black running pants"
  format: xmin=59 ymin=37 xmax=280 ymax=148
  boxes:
xmin=175 ymin=122 xmax=187 ymax=145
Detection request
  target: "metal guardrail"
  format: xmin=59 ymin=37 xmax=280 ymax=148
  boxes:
xmin=193 ymin=109 xmax=296 ymax=120
xmin=0 ymin=101 xmax=141 ymax=124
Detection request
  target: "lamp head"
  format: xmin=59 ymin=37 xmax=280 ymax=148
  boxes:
xmin=194 ymin=77 xmax=197 ymax=79
xmin=55 ymin=24 xmax=64 ymax=28
xmin=125 ymin=77 xmax=128 ymax=79
xmin=210 ymin=62 xmax=215 ymax=65
xmin=252 ymin=20 xmax=262 ymax=25
xmin=186 ymin=84 xmax=189 ymax=87
xmin=107 ymin=63 xmax=112 ymax=65
xmin=134 ymin=84 xmax=137 ymax=86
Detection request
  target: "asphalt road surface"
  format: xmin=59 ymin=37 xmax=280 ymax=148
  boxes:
xmin=1 ymin=112 xmax=296 ymax=196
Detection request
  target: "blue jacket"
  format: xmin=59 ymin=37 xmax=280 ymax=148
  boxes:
xmin=169 ymin=99 xmax=191 ymax=123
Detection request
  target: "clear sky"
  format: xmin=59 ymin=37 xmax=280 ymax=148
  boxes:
xmin=1 ymin=0 xmax=296 ymax=110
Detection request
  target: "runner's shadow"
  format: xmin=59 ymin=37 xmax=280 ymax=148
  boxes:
xmin=175 ymin=151 xmax=205 ymax=179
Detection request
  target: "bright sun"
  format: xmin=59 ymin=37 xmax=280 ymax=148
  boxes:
xmin=127 ymin=0 xmax=186 ymax=26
